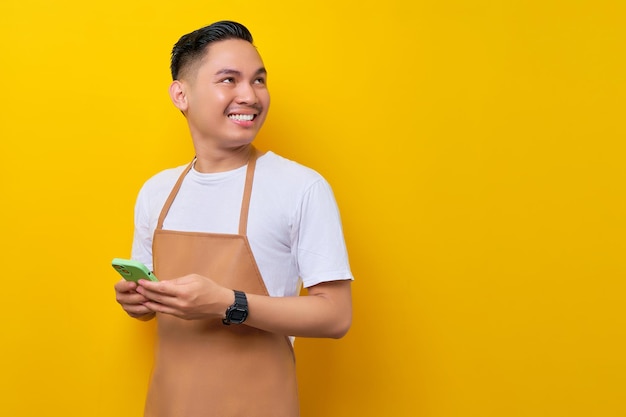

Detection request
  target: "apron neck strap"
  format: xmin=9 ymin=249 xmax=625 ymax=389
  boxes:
xmin=238 ymin=146 xmax=258 ymax=235
xmin=155 ymin=146 xmax=260 ymax=236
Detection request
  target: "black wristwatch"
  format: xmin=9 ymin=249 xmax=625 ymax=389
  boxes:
xmin=222 ymin=290 xmax=248 ymax=325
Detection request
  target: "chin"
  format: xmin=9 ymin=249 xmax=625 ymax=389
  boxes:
xmin=222 ymin=137 xmax=256 ymax=149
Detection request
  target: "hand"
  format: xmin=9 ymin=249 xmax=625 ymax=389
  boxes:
xmin=136 ymin=274 xmax=233 ymax=320
xmin=114 ymin=279 xmax=155 ymax=320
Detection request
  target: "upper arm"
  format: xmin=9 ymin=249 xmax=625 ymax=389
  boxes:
xmin=295 ymin=179 xmax=353 ymax=288
xmin=131 ymin=186 xmax=154 ymax=270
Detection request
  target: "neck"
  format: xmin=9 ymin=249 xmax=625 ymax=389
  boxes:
xmin=192 ymin=144 xmax=254 ymax=173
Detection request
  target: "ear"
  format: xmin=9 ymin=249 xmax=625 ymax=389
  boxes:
xmin=169 ymin=80 xmax=188 ymax=113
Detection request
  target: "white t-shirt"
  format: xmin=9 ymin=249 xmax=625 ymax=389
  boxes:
xmin=131 ymin=151 xmax=353 ymax=297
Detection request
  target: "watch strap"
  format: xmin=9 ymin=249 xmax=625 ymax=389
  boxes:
xmin=233 ymin=290 xmax=247 ymax=306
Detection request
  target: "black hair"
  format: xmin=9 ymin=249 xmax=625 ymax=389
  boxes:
xmin=170 ymin=20 xmax=254 ymax=80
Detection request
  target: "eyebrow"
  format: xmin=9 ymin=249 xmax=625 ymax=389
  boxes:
xmin=214 ymin=67 xmax=267 ymax=77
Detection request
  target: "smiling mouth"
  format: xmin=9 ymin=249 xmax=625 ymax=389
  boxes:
xmin=228 ymin=114 xmax=256 ymax=121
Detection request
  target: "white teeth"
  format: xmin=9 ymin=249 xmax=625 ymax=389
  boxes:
xmin=229 ymin=114 xmax=254 ymax=121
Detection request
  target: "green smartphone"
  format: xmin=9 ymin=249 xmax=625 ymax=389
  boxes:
xmin=111 ymin=258 xmax=158 ymax=282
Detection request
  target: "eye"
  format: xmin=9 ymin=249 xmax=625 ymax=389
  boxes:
xmin=221 ymin=77 xmax=235 ymax=84
xmin=254 ymin=77 xmax=266 ymax=85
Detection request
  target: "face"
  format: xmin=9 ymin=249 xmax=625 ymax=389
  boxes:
xmin=171 ymin=39 xmax=270 ymax=149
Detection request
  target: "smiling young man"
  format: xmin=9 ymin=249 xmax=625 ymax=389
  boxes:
xmin=113 ymin=21 xmax=353 ymax=417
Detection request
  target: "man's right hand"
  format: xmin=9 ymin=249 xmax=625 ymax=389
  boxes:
xmin=114 ymin=279 xmax=156 ymax=320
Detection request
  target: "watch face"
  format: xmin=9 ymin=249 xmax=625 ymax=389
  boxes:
xmin=229 ymin=307 xmax=248 ymax=323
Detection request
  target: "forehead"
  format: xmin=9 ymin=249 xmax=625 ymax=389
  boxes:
xmin=199 ymin=39 xmax=265 ymax=73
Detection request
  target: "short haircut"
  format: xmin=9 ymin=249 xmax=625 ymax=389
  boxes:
xmin=170 ymin=20 xmax=254 ymax=80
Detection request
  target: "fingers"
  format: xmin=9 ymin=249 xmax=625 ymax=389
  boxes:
xmin=115 ymin=279 xmax=154 ymax=318
xmin=135 ymin=275 xmax=198 ymax=301
xmin=136 ymin=281 xmax=176 ymax=303
xmin=116 ymin=290 xmax=149 ymax=305
xmin=137 ymin=274 xmax=199 ymax=292
xmin=142 ymin=300 xmax=179 ymax=317
xmin=114 ymin=279 xmax=138 ymax=292
xmin=128 ymin=274 xmax=225 ymax=320
xmin=136 ymin=286 xmax=168 ymax=305
xmin=135 ymin=275 xmax=214 ymax=320
xmin=125 ymin=304 xmax=154 ymax=318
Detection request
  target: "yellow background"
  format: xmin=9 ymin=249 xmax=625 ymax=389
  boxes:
xmin=1 ymin=1 xmax=624 ymax=416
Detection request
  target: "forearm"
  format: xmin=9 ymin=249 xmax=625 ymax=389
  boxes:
xmin=135 ymin=275 xmax=352 ymax=337
xmin=243 ymin=280 xmax=352 ymax=339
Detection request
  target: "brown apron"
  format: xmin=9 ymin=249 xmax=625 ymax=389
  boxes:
xmin=145 ymin=149 xmax=300 ymax=417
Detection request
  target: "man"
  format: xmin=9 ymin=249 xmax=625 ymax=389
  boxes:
xmin=114 ymin=20 xmax=353 ymax=417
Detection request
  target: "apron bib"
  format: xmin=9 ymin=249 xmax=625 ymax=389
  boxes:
xmin=144 ymin=149 xmax=300 ymax=417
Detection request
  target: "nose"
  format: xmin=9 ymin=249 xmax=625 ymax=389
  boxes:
xmin=235 ymin=82 xmax=258 ymax=105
